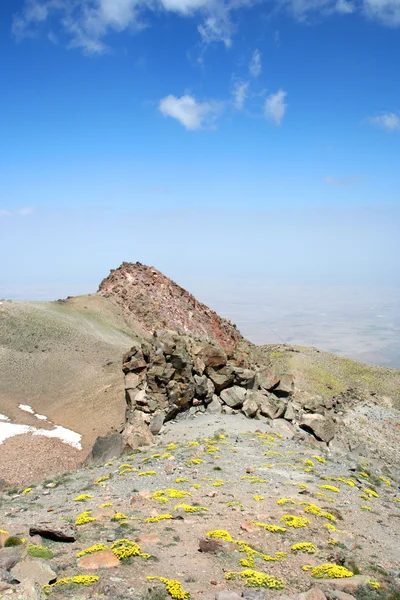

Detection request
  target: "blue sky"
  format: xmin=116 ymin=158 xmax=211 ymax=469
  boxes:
xmin=0 ymin=0 xmax=399 ymax=300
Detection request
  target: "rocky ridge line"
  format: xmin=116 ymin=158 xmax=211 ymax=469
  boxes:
xmin=98 ymin=262 xmax=242 ymax=350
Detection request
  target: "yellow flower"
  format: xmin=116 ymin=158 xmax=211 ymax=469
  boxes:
xmin=76 ymin=543 xmax=108 ymax=557
xmin=173 ymin=504 xmax=208 ymax=513
xmin=252 ymin=522 xmax=287 ymax=533
xmin=75 ymin=511 xmax=97 ymax=525
xmin=112 ymin=512 xmax=128 ymax=521
xmin=311 ymin=564 xmax=353 ymax=579
xmin=100 ymin=502 xmax=113 ymax=508
xmin=291 ymin=542 xmax=317 ymax=554
xmin=146 ymin=576 xmax=190 ymax=599
xmin=95 ymin=475 xmax=110 ymax=485
xmin=145 ymin=514 xmax=174 ymax=523
xmin=367 ymin=581 xmax=381 ymax=589
xmin=378 ymin=477 xmax=391 ymax=486
xmin=277 ymin=498 xmax=296 ymax=505
xmin=111 ymin=538 xmax=150 ymax=560
xmin=138 ymin=471 xmax=157 ymax=477
xmin=175 ymin=477 xmax=190 ymax=483
xmin=280 ymin=515 xmax=310 ymax=528
xmin=74 ymin=494 xmax=93 ymax=502
xmin=206 ymin=530 xmax=233 ymax=542
xmin=43 ymin=575 xmax=99 ymax=594
xmin=319 ymin=485 xmax=340 ymax=493
xmin=312 ymin=455 xmax=326 ymax=463
xmin=253 ymin=495 xmax=264 ymax=501
xmin=21 ymin=487 xmax=33 ymax=495
xmin=225 ymin=570 xmax=284 ymax=589
xmin=364 ymin=488 xmax=378 ymax=498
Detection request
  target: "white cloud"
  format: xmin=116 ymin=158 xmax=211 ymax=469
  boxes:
xmin=363 ymin=0 xmax=400 ymax=25
xmin=13 ymin=0 xmax=400 ymax=56
xmin=159 ymin=94 xmax=223 ymax=129
xmin=325 ymin=175 xmax=364 ymax=186
xmin=232 ymin=81 xmax=249 ymax=110
xmin=369 ymin=112 xmax=400 ymax=131
xmin=0 ymin=207 xmax=35 ymax=217
xmin=249 ymin=49 xmax=261 ymax=78
xmin=264 ymin=90 xmax=287 ymax=125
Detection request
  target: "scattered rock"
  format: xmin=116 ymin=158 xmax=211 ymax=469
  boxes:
xmin=149 ymin=412 xmax=165 ymax=435
xmin=11 ymin=559 xmax=57 ymax=586
xmin=77 ymin=550 xmax=120 ymax=570
xmin=207 ymin=366 xmax=235 ymax=393
xmin=220 ymin=386 xmax=247 ymax=408
xmin=85 ymin=433 xmax=126 ymax=465
xmin=300 ymin=414 xmax=336 ymax=443
xmin=315 ymin=575 xmax=370 ymax=592
xmin=16 ymin=580 xmax=46 ymax=600
xmin=198 ymin=345 xmax=227 ymax=368
xmin=258 ymin=395 xmax=285 ymax=419
xmin=298 ymin=589 xmax=327 ymax=600
xmin=29 ymin=524 xmax=76 ymax=543
xmin=0 ymin=547 xmax=23 ymax=571
xmin=242 ymin=397 xmax=258 ymax=418
xmin=242 ymin=590 xmax=267 ymax=600
xmin=123 ymin=412 xmax=154 ymax=449
xmin=215 ymin=592 xmax=242 ymax=600
xmin=199 ymin=538 xmax=235 ymax=553
xmin=326 ymin=591 xmax=357 ymax=600
xmin=207 ymin=396 xmax=222 ymax=414
xmin=274 ymin=374 xmax=295 ymax=396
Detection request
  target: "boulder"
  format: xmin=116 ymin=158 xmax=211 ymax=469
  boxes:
xmin=194 ymin=375 xmax=215 ymax=401
xmin=298 ymin=589 xmax=327 ymax=600
xmin=167 ymin=380 xmax=195 ymax=407
xmin=257 ymin=370 xmax=280 ymax=391
xmin=149 ymin=412 xmax=165 ymax=435
xmin=29 ymin=524 xmax=76 ymax=543
xmin=284 ymin=402 xmax=296 ymax=421
xmin=199 ymin=538 xmax=235 ymax=553
xmin=207 ymin=396 xmax=222 ymax=414
xmin=242 ymin=397 xmax=258 ymax=418
xmin=77 ymin=550 xmax=119 ymax=570
xmin=124 ymin=371 xmax=146 ymax=390
xmin=270 ymin=419 xmax=295 ymax=439
xmin=220 ymin=386 xmax=247 ymax=408
xmin=206 ymin=366 xmax=235 ymax=393
xmin=0 ymin=547 xmax=23 ymax=571
xmin=232 ymin=367 xmax=256 ymax=389
xmin=274 ymin=373 xmax=295 ymax=396
xmin=85 ymin=433 xmax=126 ymax=465
xmin=16 ymin=581 xmax=46 ymax=600
xmin=242 ymin=591 xmax=267 ymax=600
xmin=314 ymin=575 xmax=370 ymax=592
xmin=123 ymin=412 xmax=154 ymax=449
xmin=258 ymin=395 xmax=286 ymax=419
xmin=300 ymin=414 xmax=336 ymax=442
xmin=198 ymin=344 xmax=227 ymax=368
xmin=11 ymin=559 xmax=57 ymax=586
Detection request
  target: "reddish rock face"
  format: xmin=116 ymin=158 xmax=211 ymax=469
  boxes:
xmin=98 ymin=262 xmax=242 ymax=351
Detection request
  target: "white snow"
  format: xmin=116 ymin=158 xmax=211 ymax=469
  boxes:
xmin=0 ymin=405 xmax=82 ymax=450
xmin=19 ymin=404 xmax=35 ymax=414
xmin=0 ymin=422 xmax=33 ymax=444
xmin=32 ymin=425 xmax=82 ymax=449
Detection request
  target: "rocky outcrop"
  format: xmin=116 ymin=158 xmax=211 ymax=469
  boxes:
xmin=121 ymin=331 xmax=301 ymax=444
xmin=98 ymin=262 xmax=242 ymax=351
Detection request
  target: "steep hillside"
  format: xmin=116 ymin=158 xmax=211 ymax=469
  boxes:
xmin=98 ymin=262 xmax=242 ymax=351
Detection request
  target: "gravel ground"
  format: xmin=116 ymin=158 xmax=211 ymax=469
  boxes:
xmin=1 ymin=415 xmax=399 ymax=600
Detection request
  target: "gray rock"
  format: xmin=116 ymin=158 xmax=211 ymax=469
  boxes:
xmin=300 ymin=413 xmax=336 ymax=442
xmin=123 ymin=411 xmax=154 ymax=449
xmin=29 ymin=523 xmax=76 ymax=543
xmin=85 ymin=433 xmax=126 ymax=465
xmin=0 ymin=547 xmax=23 ymax=571
xmin=11 ymin=559 xmax=57 ymax=586
xmin=206 ymin=366 xmax=235 ymax=393
xmin=242 ymin=591 xmax=267 ymax=600
xmin=274 ymin=373 xmax=295 ymax=396
xmin=232 ymin=367 xmax=256 ymax=389
xmin=149 ymin=412 xmax=165 ymax=435
xmin=216 ymin=593 xmax=241 ymax=600
xmin=194 ymin=375 xmax=215 ymax=401
xmin=298 ymin=589 xmax=327 ymax=600
xmin=220 ymin=386 xmax=247 ymax=408
xmin=257 ymin=370 xmax=280 ymax=391
xmin=207 ymin=396 xmax=222 ymax=414
xmin=197 ymin=344 xmax=227 ymax=368
xmin=16 ymin=580 xmax=47 ymax=600
xmin=284 ymin=402 xmax=296 ymax=421
xmin=258 ymin=395 xmax=286 ymax=419
xmin=326 ymin=592 xmax=357 ymax=600
xmin=0 ymin=569 xmax=13 ymax=583
xmin=199 ymin=538 xmax=235 ymax=553
xmin=270 ymin=419 xmax=295 ymax=439
xmin=242 ymin=397 xmax=258 ymax=418
xmin=167 ymin=380 xmax=195 ymax=407
xmin=124 ymin=371 xmax=146 ymax=390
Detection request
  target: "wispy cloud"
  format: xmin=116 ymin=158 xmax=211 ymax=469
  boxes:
xmin=325 ymin=175 xmax=364 ymax=186
xmin=13 ymin=0 xmax=400 ymax=56
xmin=369 ymin=112 xmax=400 ymax=132
xmin=0 ymin=207 xmax=35 ymax=217
xmin=264 ymin=90 xmax=287 ymax=125
xmin=159 ymin=94 xmax=223 ymax=130
xmin=249 ymin=49 xmax=261 ymax=78
xmin=232 ymin=81 xmax=249 ymax=110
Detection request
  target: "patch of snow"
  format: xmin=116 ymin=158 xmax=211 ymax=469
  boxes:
xmin=0 ymin=422 xmax=33 ymax=444
xmin=32 ymin=425 xmax=82 ymax=450
xmin=19 ymin=404 xmax=35 ymax=414
xmin=35 ymin=414 xmax=48 ymax=421
xmin=0 ymin=414 xmax=10 ymax=421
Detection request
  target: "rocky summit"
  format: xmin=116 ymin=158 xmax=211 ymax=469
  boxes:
xmin=0 ymin=263 xmax=399 ymax=600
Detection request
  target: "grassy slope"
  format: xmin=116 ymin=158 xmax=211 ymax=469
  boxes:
xmin=0 ymin=295 xmax=145 ymax=448
xmin=260 ymin=344 xmax=400 ymax=407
